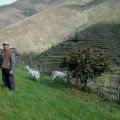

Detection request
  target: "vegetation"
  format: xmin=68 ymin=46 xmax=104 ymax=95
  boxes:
xmin=0 ymin=0 xmax=120 ymax=118
xmin=32 ymin=22 xmax=120 ymax=73
xmin=0 ymin=64 xmax=119 ymax=120
xmin=61 ymin=47 xmax=111 ymax=90
xmin=96 ymin=70 xmax=120 ymax=103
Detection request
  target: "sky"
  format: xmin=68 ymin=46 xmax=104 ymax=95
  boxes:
xmin=0 ymin=0 xmax=17 ymax=6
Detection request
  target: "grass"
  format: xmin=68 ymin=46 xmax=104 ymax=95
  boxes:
xmin=0 ymin=64 xmax=119 ymax=120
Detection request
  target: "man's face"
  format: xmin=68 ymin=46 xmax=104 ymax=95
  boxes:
xmin=3 ymin=44 xmax=10 ymax=51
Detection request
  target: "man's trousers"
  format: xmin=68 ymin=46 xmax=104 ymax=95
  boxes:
xmin=2 ymin=69 xmax=15 ymax=90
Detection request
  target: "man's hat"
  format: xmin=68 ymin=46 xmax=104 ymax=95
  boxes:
xmin=2 ymin=41 xmax=10 ymax=45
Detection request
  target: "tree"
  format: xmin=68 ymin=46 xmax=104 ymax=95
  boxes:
xmin=62 ymin=47 xmax=111 ymax=90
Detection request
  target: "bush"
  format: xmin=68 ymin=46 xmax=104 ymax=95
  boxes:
xmin=110 ymin=74 xmax=120 ymax=103
xmin=61 ymin=47 xmax=111 ymax=90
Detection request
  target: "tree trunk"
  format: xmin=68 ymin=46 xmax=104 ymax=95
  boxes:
xmin=67 ymin=71 xmax=71 ymax=85
xmin=79 ymin=75 xmax=88 ymax=91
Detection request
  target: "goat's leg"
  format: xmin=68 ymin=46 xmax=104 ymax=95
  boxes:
xmin=37 ymin=76 xmax=40 ymax=81
xmin=52 ymin=76 xmax=56 ymax=81
xmin=26 ymin=72 xmax=30 ymax=78
xmin=29 ymin=74 xmax=32 ymax=79
xmin=37 ymin=77 xmax=40 ymax=81
xmin=34 ymin=75 xmax=38 ymax=81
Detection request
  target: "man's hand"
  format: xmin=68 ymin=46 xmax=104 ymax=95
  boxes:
xmin=9 ymin=70 xmax=13 ymax=75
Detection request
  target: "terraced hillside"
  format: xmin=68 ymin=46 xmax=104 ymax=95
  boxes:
xmin=0 ymin=0 xmax=120 ymax=53
xmin=30 ymin=22 xmax=120 ymax=71
xmin=28 ymin=0 xmax=120 ymax=71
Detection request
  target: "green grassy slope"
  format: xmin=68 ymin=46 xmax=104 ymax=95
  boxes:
xmin=0 ymin=64 xmax=120 ymax=120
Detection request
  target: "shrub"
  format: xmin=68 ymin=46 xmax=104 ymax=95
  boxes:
xmin=62 ymin=47 xmax=111 ymax=90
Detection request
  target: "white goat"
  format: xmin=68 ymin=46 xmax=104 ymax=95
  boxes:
xmin=25 ymin=65 xmax=40 ymax=81
xmin=52 ymin=71 xmax=67 ymax=81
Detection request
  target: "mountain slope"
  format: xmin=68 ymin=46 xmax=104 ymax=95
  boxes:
xmin=0 ymin=0 xmax=61 ymax=29
xmin=0 ymin=0 xmax=120 ymax=53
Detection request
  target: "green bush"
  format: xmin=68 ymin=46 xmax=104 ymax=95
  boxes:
xmin=62 ymin=47 xmax=111 ymax=90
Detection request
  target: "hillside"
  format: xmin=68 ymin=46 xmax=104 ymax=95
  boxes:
xmin=0 ymin=64 xmax=120 ymax=120
xmin=23 ymin=0 xmax=120 ymax=71
xmin=0 ymin=0 xmax=60 ymax=29
xmin=31 ymin=18 xmax=120 ymax=71
xmin=0 ymin=0 xmax=120 ymax=53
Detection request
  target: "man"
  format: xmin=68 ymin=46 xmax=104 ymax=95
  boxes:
xmin=0 ymin=41 xmax=16 ymax=90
